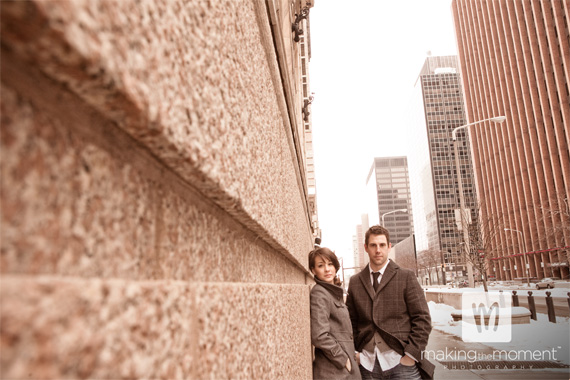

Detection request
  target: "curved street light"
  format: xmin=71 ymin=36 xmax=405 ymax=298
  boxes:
xmin=381 ymin=208 xmax=407 ymax=227
xmin=452 ymin=116 xmax=506 ymax=287
xmin=451 ymin=116 xmax=507 ymax=141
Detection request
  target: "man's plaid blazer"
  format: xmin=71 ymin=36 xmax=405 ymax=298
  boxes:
xmin=346 ymin=260 xmax=435 ymax=379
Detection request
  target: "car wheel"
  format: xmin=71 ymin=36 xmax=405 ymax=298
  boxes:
xmin=547 ymin=284 xmax=551 ymax=289
xmin=536 ymin=285 xmax=540 ymax=289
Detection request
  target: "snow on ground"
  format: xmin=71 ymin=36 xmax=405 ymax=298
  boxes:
xmin=428 ymin=301 xmax=570 ymax=365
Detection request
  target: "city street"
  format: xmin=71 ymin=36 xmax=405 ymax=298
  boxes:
xmin=489 ymin=283 xmax=570 ymax=317
xmin=428 ymin=282 xmax=570 ymax=320
xmin=480 ymin=283 xmax=570 ymax=318
xmin=514 ymin=294 xmax=569 ymax=318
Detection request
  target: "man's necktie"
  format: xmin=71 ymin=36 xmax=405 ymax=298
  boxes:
xmin=372 ymin=272 xmax=381 ymax=292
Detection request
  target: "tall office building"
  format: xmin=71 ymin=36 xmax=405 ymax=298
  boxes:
xmin=452 ymin=0 xmax=570 ymax=280
xmin=365 ymin=157 xmax=414 ymax=245
xmin=409 ymin=56 xmax=476 ymax=282
xmin=354 ymin=214 xmax=369 ymax=270
xmin=352 ymin=235 xmax=360 ymax=270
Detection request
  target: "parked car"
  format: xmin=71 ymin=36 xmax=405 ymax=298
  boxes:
xmin=535 ymin=277 xmax=560 ymax=289
xmin=457 ymin=280 xmax=469 ymax=288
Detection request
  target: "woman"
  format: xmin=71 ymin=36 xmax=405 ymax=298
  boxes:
xmin=309 ymin=247 xmax=361 ymax=380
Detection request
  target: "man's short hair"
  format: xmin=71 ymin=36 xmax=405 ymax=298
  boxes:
xmin=365 ymin=225 xmax=390 ymax=246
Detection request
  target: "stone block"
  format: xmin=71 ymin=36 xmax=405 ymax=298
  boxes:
xmin=0 ymin=83 xmax=306 ymax=284
xmin=0 ymin=0 xmax=314 ymax=267
xmin=0 ymin=276 xmax=312 ymax=379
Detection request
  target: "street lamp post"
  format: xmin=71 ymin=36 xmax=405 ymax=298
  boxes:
xmin=381 ymin=208 xmax=407 ymax=227
xmin=505 ymin=228 xmax=530 ymax=287
xmin=452 ymin=116 xmax=506 ymax=288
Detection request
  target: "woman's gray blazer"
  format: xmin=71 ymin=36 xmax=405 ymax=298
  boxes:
xmin=310 ymin=278 xmax=361 ymax=380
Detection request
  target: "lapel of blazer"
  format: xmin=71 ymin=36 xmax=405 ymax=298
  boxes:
xmin=376 ymin=260 xmax=398 ymax=294
xmin=358 ymin=264 xmax=375 ymax=300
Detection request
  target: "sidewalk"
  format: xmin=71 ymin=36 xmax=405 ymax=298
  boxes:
xmin=427 ymin=329 xmax=570 ymax=379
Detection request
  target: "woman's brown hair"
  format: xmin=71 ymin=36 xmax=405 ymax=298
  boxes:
xmin=308 ymin=247 xmax=340 ymax=273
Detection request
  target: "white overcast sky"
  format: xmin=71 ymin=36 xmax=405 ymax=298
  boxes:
xmin=309 ymin=0 xmax=458 ymax=267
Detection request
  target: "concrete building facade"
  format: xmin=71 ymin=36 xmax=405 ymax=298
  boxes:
xmin=354 ymin=214 xmax=370 ymax=271
xmin=366 ymin=157 xmax=414 ymax=245
xmin=1 ymin=1 xmax=319 ymax=378
xmin=352 ymin=234 xmax=360 ymax=270
xmin=391 ymin=234 xmax=418 ymax=275
xmin=299 ymin=18 xmax=321 ymax=242
xmin=452 ymin=0 xmax=570 ymax=281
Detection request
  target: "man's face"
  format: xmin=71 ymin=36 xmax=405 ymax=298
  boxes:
xmin=365 ymin=234 xmax=391 ymax=271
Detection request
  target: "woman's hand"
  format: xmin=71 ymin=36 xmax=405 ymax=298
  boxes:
xmin=345 ymin=357 xmax=352 ymax=372
xmin=355 ymin=352 xmax=360 ymax=366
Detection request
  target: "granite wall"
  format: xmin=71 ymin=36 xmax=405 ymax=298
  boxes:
xmin=1 ymin=0 xmax=316 ymax=378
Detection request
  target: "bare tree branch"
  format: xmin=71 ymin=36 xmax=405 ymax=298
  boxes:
xmin=460 ymin=197 xmax=507 ymax=292
xmin=417 ymin=248 xmax=445 ymax=285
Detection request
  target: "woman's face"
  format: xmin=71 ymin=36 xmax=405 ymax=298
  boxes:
xmin=311 ymin=255 xmax=336 ymax=284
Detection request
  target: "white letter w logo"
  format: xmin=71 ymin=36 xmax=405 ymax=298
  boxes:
xmin=472 ymin=301 xmax=500 ymax=332
xmin=462 ymin=292 xmax=511 ymax=342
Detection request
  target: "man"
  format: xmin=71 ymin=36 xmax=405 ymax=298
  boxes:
xmin=346 ymin=225 xmax=434 ymax=379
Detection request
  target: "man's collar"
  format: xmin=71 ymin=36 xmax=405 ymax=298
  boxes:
xmin=369 ymin=259 xmax=390 ymax=275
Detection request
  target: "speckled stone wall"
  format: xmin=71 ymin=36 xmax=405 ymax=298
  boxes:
xmin=1 ymin=0 xmax=315 ymax=378
xmin=1 ymin=276 xmax=311 ymax=379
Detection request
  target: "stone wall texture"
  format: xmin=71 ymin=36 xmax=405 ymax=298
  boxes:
xmin=1 ymin=0 xmax=315 ymax=378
